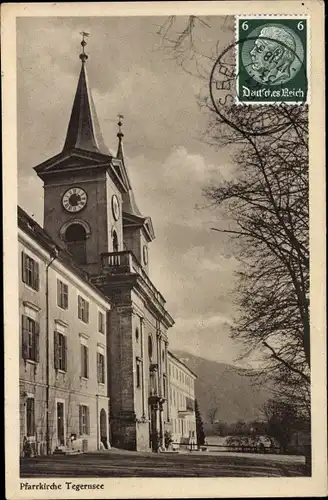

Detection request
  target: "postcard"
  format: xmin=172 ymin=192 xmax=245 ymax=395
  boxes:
xmin=2 ymin=1 xmax=326 ymax=498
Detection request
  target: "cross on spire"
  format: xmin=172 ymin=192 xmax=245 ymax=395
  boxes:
xmin=117 ymin=114 xmax=125 ymax=160
xmin=117 ymin=114 xmax=124 ymax=137
xmin=79 ymin=31 xmax=90 ymax=63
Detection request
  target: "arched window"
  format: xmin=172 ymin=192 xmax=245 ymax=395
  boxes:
xmin=112 ymin=230 xmax=119 ymax=252
xmin=148 ymin=335 xmax=153 ymax=360
xmin=65 ymin=223 xmax=87 ymax=264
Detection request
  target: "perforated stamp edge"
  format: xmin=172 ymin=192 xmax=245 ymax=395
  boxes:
xmin=234 ymin=14 xmax=311 ymax=106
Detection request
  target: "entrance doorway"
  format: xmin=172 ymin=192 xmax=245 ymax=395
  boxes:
xmin=57 ymin=402 xmax=65 ymax=446
xmin=100 ymin=409 xmax=108 ymax=449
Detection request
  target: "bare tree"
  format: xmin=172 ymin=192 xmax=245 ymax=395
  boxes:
xmin=157 ymin=17 xmax=310 ymax=409
xmin=208 ymin=407 xmax=218 ymax=425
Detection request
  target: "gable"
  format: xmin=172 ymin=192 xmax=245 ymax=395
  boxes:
xmin=111 ymin=158 xmax=131 ymax=191
xmin=123 ymin=213 xmax=155 ymax=242
xmin=34 ymin=149 xmax=112 ymax=178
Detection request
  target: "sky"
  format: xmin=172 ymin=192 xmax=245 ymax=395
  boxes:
xmin=17 ymin=16 xmax=249 ymax=366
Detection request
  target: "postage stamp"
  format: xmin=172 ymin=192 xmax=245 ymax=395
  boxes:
xmin=1 ymin=2 xmax=326 ymax=500
xmin=236 ymin=16 xmax=308 ymax=104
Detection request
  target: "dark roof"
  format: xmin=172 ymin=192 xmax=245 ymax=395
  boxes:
xmin=18 ymin=206 xmax=110 ymax=305
xmin=63 ymin=61 xmax=112 ymax=156
xmin=168 ymin=350 xmax=198 ymax=378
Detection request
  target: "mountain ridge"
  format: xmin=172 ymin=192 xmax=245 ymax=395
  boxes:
xmin=173 ymin=349 xmax=271 ymax=424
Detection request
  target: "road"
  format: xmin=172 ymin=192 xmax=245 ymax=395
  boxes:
xmin=20 ymin=449 xmax=308 ymax=478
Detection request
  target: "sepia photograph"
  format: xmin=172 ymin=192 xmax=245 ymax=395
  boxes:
xmin=2 ymin=2 xmax=326 ymax=499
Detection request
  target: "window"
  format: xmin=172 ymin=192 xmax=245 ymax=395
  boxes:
xmin=169 ymin=364 xmax=171 ymax=376
xmin=22 ymin=252 xmax=39 ymax=291
xmin=26 ymin=397 xmax=35 ymax=437
xmin=135 ymin=327 xmax=139 ymax=342
xmin=97 ymin=352 xmax=105 ymax=384
xmin=148 ymin=335 xmax=153 ymax=359
xmin=136 ymin=360 xmax=141 ymax=388
xmin=78 ymin=296 xmax=89 ymax=323
xmin=22 ymin=315 xmax=39 ymax=362
xmin=79 ymin=405 xmax=90 ymax=435
xmin=65 ymin=223 xmax=87 ymax=265
xmin=54 ymin=331 xmax=67 ymax=371
xmin=163 ymin=375 xmax=167 ymax=398
xmin=57 ymin=280 xmax=68 ymax=309
xmin=81 ymin=344 xmax=89 ymax=378
xmin=186 ymin=397 xmax=194 ymax=412
xmin=98 ymin=311 xmax=105 ymax=334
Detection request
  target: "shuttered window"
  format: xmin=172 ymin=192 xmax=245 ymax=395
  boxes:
xmin=22 ymin=315 xmax=39 ymax=362
xmin=81 ymin=344 xmax=89 ymax=378
xmin=57 ymin=280 xmax=68 ymax=309
xmin=78 ymin=296 xmax=89 ymax=323
xmin=79 ymin=405 xmax=90 ymax=435
xmin=21 ymin=252 xmax=39 ymax=291
xmin=54 ymin=331 xmax=67 ymax=371
xmin=98 ymin=312 xmax=105 ymax=333
xmin=136 ymin=359 xmax=141 ymax=388
xmin=97 ymin=352 xmax=105 ymax=384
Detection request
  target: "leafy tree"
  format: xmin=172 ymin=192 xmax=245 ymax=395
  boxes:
xmin=263 ymin=399 xmax=303 ymax=453
xmin=195 ymin=399 xmax=205 ymax=446
xmin=213 ymin=420 xmax=229 ymax=437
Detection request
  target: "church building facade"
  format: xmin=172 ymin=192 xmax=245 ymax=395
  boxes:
xmin=19 ymin=38 xmax=196 ymax=455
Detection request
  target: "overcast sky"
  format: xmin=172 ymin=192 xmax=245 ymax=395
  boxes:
xmin=17 ymin=16 xmax=249 ymax=366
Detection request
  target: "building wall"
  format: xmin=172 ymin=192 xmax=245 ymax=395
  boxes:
xmin=167 ymin=353 xmax=197 ymax=447
xmin=96 ymin=274 xmax=171 ymax=452
xmin=105 ymin=171 xmax=124 ymax=252
xmin=19 ymin=228 xmax=110 ymax=456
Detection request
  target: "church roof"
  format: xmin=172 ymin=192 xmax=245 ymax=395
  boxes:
xmin=116 ymin=119 xmax=147 ymax=220
xmin=62 ymin=56 xmax=111 ymax=156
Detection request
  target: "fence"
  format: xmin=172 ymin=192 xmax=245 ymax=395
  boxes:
xmin=171 ymin=442 xmax=306 ymax=455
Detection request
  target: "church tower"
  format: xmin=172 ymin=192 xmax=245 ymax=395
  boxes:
xmin=34 ymin=35 xmax=174 ymax=451
xmin=34 ymin=34 xmax=130 ymax=276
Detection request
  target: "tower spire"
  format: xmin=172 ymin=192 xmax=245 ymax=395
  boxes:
xmin=62 ymin=33 xmax=111 ymax=155
xmin=117 ymin=114 xmax=124 ymax=160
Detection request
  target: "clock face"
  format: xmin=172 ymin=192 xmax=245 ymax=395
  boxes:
xmin=111 ymin=195 xmax=120 ymax=221
xmin=143 ymin=245 xmax=148 ymax=265
xmin=62 ymin=187 xmax=87 ymax=213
